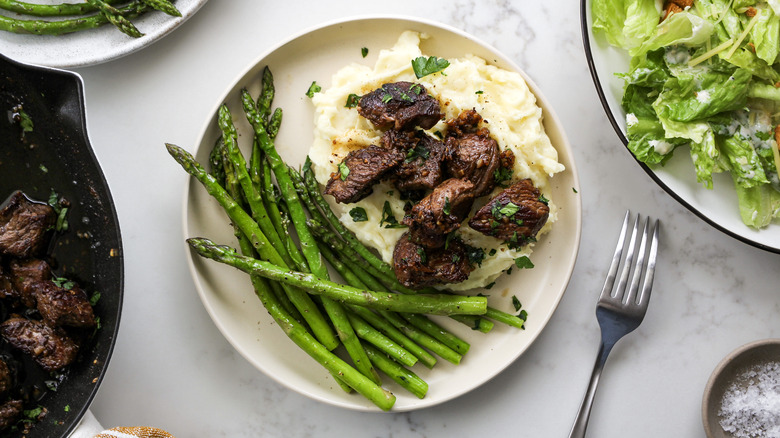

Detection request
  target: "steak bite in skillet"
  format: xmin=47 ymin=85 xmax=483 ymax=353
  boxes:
xmin=358 ymin=82 xmax=443 ymax=131
xmin=0 ymin=191 xmax=55 ymax=259
xmin=8 ymin=258 xmax=52 ymax=308
xmin=392 ymin=232 xmax=474 ymax=289
xmin=383 ymin=129 xmax=448 ymax=194
xmin=0 ymin=317 xmax=79 ymax=372
xmin=35 ymin=281 xmax=96 ymax=329
xmin=444 ymin=109 xmax=501 ymax=197
xmin=324 ymin=144 xmax=406 ymax=204
xmin=0 ymin=400 xmax=22 ymax=431
xmin=468 ymin=178 xmax=549 ymax=245
xmin=0 ymin=359 xmax=12 ymax=396
xmin=402 ymin=178 xmax=475 ymax=249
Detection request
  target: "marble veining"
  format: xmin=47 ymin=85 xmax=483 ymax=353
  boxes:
xmin=2 ymin=0 xmax=769 ymax=436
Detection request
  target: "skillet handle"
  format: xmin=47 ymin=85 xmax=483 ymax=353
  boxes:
xmin=68 ymin=409 xmax=104 ymax=438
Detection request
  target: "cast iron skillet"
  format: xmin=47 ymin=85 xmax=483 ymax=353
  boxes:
xmin=0 ymin=54 xmax=123 ymax=437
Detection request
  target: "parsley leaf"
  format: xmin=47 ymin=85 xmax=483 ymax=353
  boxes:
xmin=52 ymin=277 xmax=75 ymax=290
xmin=443 ymin=197 xmax=451 ymax=215
xmin=405 ymin=142 xmax=430 ymax=163
xmin=47 ymin=191 xmax=69 ymax=232
xmin=345 ymin=93 xmax=361 ymax=108
xmin=361 ymin=47 xmax=369 ymax=58
xmin=514 ymin=256 xmax=534 ymax=269
xmin=305 ymin=81 xmax=321 ymax=98
xmin=380 ymin=201 xmax=407 ymax=229
xmin=411 ymin=56 xmax=450 ymax=78
xmin=337 ymin=162 xmax=350 ymax=180
xmin=512 ymin=295 xmax=522 ymax=311
xmin=349 ymin=207 xmax=368 ymax=222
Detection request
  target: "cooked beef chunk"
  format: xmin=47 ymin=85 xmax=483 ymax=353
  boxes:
xmin=358 ymin=82 xmax=443 ymax=131
xmin=0 ymin=359 xmax=12 ymax=396
xmin=0 ymin=399 xmax=22 ymax=431
xmin=392 ymin=232 xmax=474 ymax=289
xmin=0 ymin=265 xmax=16 ymax=301
xmin=324 ymin=145 xmax=405 ymax=204
xmin=8 ymin=258 xmax=52 ymax=308
xmin=444 ymin=110 xmax=501 ymax=197
xmin=468 ymin=179 xmax=549 ymax=244
xmin=0 ymin=317 xmax=78 ymax=372
xmin=382 ymin=129 xmax=448 ymax=193
xmin=36 ymin=282 xmax=95 ymax=328
xmin=0 ymin=192 xmax=55 ymax=258
xmin=402 ymin=178 xmax=475 ymax=248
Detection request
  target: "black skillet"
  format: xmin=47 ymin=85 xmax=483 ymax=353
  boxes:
xmin=0 ymin=54 xmax=123 ymax=437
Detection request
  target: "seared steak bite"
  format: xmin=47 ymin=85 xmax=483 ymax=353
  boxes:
xmin=468 ymin=179 xmax=549 ymax=244
xmin=0 ymin=317 xmax=78 ymax=372
xmin=324 ymin=144 xmax=406 ymax=204
xmin=0 ymin=192 xmax=55 ymax=258
xmin=0 ymin=265 xmax=16 ymax=301
xmin=358 ymin=82 xmax=443 ymax=131
xmin=392 ymin=232 xmax=474 ymax=289
xmin=35 ymin=282 xmax=96 ymax=328
xmin=8 ymin=258 xmax=52 ymax=308
xmin=383 ymin=129 xmax=448 ymax=193
xmin=0 ymin=400 xmax=22 ymax=431
xmin=0 ymin=359 xmax=12 ymax=396
xmin=403 ymin=178 xmax=475 ymax=249
xmin=444 ymin=110 xmax=501 ymax=197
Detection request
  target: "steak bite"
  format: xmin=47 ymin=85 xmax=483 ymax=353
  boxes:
xmin=358 ymin=82 xmax=443 ymax=131
xmin=392 ymin=232 xmax=474 ymax=289
xmin=0 ymin=265 xmax=17 ymax=301
xmin=324 ymin=145 xmax=406 ymax=204
xmin=468 ymin=179 xmax=549 ymax=245
xmin=444 ymin=110 xmax=501 ymax=197
xmin=0 ymin=400 xmax=22 ymax=431
xmin=383 ymin=129 xmax=448 ymax=193
xmin=8 ymin=258 xmax=52 ymax=308
xmin=0 ymin=359 xmax=12 ymax=396
xmin=0 ymin=317 xmax=79 ymax=372
xmin=0 ymin=191 xmax=55 ymax=258
xmin=35 ymin=281 xmax=96 ymax=328
xmin=402 ymin=178 xmax=475 ymax=249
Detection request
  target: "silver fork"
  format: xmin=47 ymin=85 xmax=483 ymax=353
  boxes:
xmin=567 ymin=211 xmax=660 ymax=438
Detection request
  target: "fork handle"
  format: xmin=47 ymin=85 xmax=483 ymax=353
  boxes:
xmin=567 ymin=341 xmax=613 ymax=438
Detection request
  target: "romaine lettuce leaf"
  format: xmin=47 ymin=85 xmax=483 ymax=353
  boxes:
xmin=734 ymin=179 xmax=780 ymax=228
xmin=749 ymin=6 xmax=780 ymax=65
xmin=652 ymin=67 xmax=751 ymax=122
xmin=720 ymin=133 xmax=770 ymax=188
xmin=630 ymin=12 xmax=716 ymax=57
xmin=592 ymin=0 xmax=660 ymax=50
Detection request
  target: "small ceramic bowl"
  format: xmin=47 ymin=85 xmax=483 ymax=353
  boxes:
xmin=702 ymin=339 xmax=780 ymax=438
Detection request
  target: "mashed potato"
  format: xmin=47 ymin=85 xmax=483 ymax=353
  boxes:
xmin=309 ymin=31 xmax=564 ymax=291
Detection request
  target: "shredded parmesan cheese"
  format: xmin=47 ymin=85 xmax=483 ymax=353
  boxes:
xmin=726 ymin=13 xmax=761 ymax=59
xmin=689 ymin=39 xmax=734 ymax=67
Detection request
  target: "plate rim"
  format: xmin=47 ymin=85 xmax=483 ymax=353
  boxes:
xmin=580 ymin=0 xmax=780 ymax=254
xmin=181 ymin=14 xmax=582 ymax=411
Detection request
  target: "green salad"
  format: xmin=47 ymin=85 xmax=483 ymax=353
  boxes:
xmin=592 ymin=0 xmax=780 ymax=228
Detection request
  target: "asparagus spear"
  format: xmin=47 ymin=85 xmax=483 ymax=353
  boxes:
xmin=186 ymin=237 xmax=488 ymax=316
xmin=0 ymin=1 xmax=148 ymax=35
xmin=0 ymin=0 xmax=117 ymax=16
xmin=140 ymin=0 xmax=180 ymax=17
xmin=85 ymin=0 xmax=143 ymax=38
xmin=166 ymin=143 xmax=339 ymax=350
xmin=364 ymin=343 xmax=428 ymax=399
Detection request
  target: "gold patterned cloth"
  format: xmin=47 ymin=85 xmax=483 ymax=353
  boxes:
xmin=93 ymin=427 xmax=174 ymax=438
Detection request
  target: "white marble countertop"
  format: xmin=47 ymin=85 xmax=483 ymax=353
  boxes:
xmin=54 ymin=1 xmax=780 ymax=436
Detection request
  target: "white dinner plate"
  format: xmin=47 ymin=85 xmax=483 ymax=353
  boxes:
xmin=183 ymin=15 xmax=582 ymax=411
xmin=0 ymin=0 xmax=207 ymax=68
xmin=581 ymin=0 xmax=780 ymax=253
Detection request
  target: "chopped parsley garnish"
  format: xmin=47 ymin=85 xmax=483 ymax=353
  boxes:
xmin=416 ymin=247 xmax=427 ymax=263
xmin=361 ymin=47 xmax=369 ymax=58
xmin=380 ymin=201 xmax=406 ymax=228
xmin=485 ymin=281 xmax=496 ymax=290
xmin=89 ymin=290 xmax=101 ymax=306
xmin=13 ymin=105 xmax=34 ymax=133
xmin=52 ymin=277 xmax=75 ymax=290
xmin=39 ymin=164 xmax=48 ymax=173
xmin=498 ymin=202 xmax=520 ymax=217
xmin=538 ymin=194 xmax=550 ymax=205
xmin=443 ymin=197 xmax=452 ymax=215
xmin=464 ymin=244 xmax=486 ymax=267
xmin=47 ymin=191 xmax=69 ymax=232
xmin=305 ymin=81 xmax=321 ymax=98
xmin=493 ymin=167 xmax=514 ymax=187
xmin=337 ymin=162 xmax=350 ymax=180
xmin=381 ymin=93 xmax=393 ymax=104
xmin=514 ymin=256 xmax=534 ymax=269
xmin=512 ymin=295 xmax=522 ymax=311
xmin=349 ymin=207 xmax=368 ymax=222
xmin=411 ymin=56 xmax=450 ymax=78
xmin=572 ymin=187 xmax=578 ymax=193
xmin=488 ymin=248 xmax=497 ymax=256
xmin=23 ymin=406 xmax=44 ymax=422
xmin=405 ymin=142 xmax=430 ymax=163
xmin=451 ymin=253 xmax=461 ymax=263
xmin=409 ymin=83 xmax=423 ymax=94
xmin=345 ymin=93 xmax=361 ymax=108
xmin=518 ymin=309 xmax=528 ymax=322
xmin=475 ymin=90 xmax=484 ymax=94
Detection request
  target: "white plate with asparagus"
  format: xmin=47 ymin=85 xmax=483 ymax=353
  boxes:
xmin=176 ymin=16 xmax=582 ymax=411
xmin=0 ymin=0 xmax=207 ymax=68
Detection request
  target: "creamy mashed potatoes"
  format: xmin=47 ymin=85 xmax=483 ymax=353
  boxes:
xmin=309 ymin=31 xmax=564 ymax=291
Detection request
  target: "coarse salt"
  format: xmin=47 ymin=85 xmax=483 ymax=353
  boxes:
xmin=718 ymin=361 xmax=780 ymax=437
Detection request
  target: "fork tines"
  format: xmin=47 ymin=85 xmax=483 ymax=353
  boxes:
xmin=600 ymin=211 xmax=659 ymax=307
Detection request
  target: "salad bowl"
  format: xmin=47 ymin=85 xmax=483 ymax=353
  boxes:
xmin=581 ymin=0 xmax=780 ymax=253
